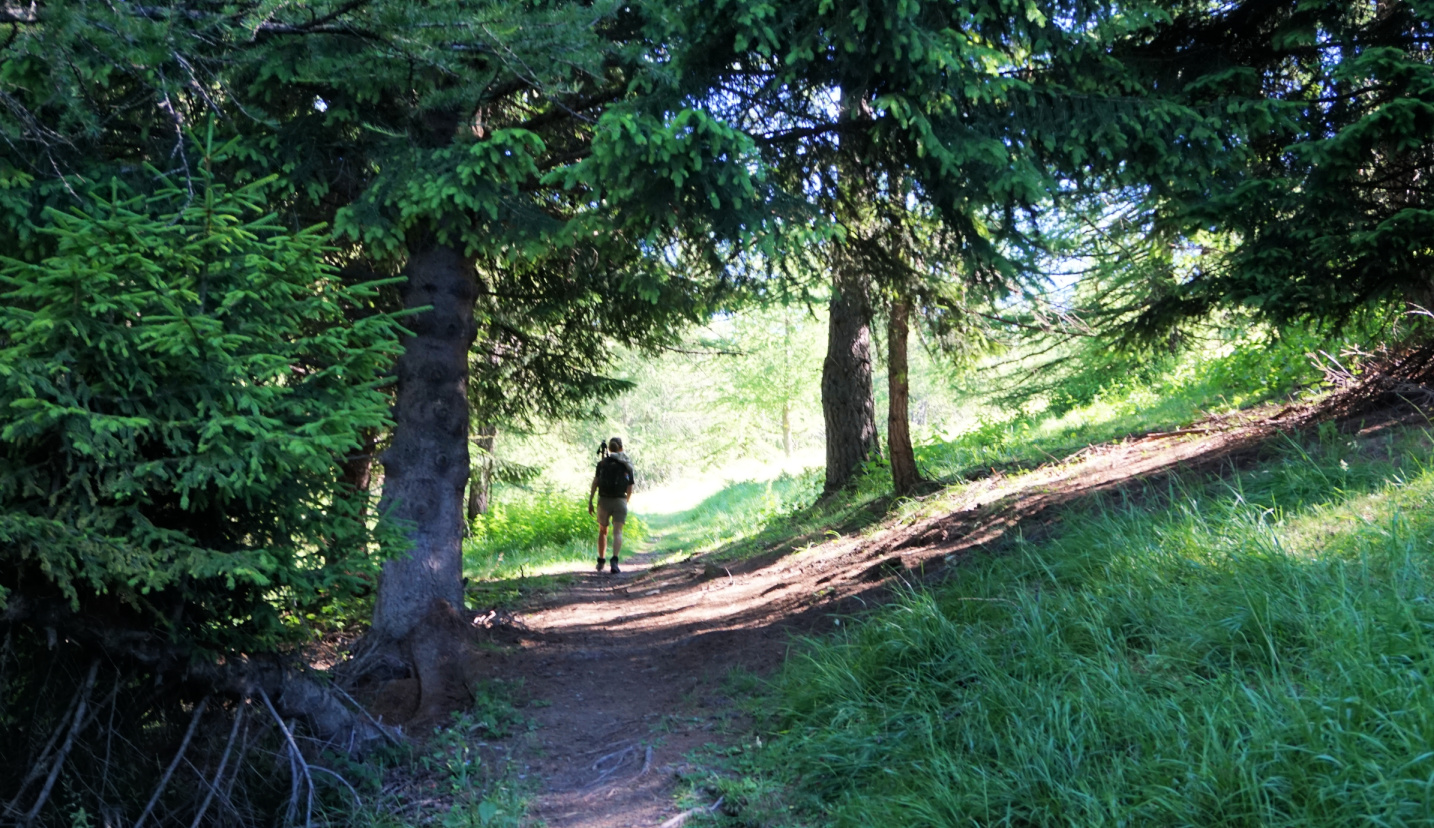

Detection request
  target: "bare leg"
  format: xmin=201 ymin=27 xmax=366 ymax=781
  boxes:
xmin=610 ymin=523 xmax=624 ymax=560
xmin=597 ymin=525 xmax=608 ymax=560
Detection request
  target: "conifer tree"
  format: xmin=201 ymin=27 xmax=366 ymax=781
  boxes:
xmin=666 ymin=0 xmax=1132 ymax=492
xmin=0 ymin=0 xmax=780 ymax=650
xmin=1045 ymin=0 xmax=1434 ymax=343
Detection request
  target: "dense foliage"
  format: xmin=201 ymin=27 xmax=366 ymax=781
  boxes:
xmin=0 ymin=169 xmax=400 ymax=653
xmin=1076 ymin=0 xmax=1434 ymax=335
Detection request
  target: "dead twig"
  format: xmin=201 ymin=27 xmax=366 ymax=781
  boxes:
xmin=258 ymin=688 xmax=314 ymax=828
xmin=189 ymin=700 xmax=246 ymax=828
xmin=134 ymin=694 xmax=210 ymax=828
xmin=4 ymin=688 xmax=79 ymax=817
xmin=308 ymin=766 xmax=362 ymax=810
xmin=1140 ymin=427 xmax=1219 ymax=439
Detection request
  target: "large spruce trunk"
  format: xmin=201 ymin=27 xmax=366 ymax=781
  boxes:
xmin=887 ymin=298 xmax=922 ymax=495
xmin=371 ymin=241 xmax=478 ymax=642
xmin=821 ymin=250 xmax=881 ymax=493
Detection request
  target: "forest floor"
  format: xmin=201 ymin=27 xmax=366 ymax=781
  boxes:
xmin=452 ymin=397 xmax=1366 ymax=827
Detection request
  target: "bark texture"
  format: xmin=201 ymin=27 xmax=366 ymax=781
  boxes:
xmin=372 ymin=242 xmax=478 ymax=642
xmin=821 ymin=251 xmax=881 ymax=493
xmin=887 ymin=298 xmax=922 ymax=496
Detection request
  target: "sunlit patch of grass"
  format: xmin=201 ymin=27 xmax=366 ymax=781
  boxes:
xmin=913 ymin=329 xmax=1337 ymax=484
xmin=722 ymin=423 xmax=1434 ymax=827
xmin=644 ymin=469 xmax=823 ymax=559
xmin=463 ymin=487 xmax=646 ymax=581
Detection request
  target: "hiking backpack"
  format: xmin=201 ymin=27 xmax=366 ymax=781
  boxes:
xmin=596 ymin=456 xmax=632 ymax=498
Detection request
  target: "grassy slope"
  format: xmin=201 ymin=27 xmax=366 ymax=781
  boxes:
xmin=658 ymin=328 xmax=1434 ymax=826
xmin=466 ymin=330 xmax=1434 ymax=827
xmin=727 ymin=418 xmax=1434 ymax=827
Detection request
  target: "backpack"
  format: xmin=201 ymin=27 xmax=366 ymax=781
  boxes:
xmin=596 ymin=456 xmax=632 ymax=498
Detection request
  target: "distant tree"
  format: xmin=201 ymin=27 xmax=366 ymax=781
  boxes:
xmin=667 ymin=0 xmax=1144 ymax=494
xmin=713 ymin=304 xmax=826 ymax=459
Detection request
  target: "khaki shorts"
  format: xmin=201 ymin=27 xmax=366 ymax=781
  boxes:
xmin=595 ymin=496 xmax=628 ymax=529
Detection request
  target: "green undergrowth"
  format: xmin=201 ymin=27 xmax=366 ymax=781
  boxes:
xmin=463 ymin=487 xmax=647 ymax=581
xmin=707 ymin=417 xmax=1434 ymax=827
xmin=340 ymin=680 xmax=534 ymax=828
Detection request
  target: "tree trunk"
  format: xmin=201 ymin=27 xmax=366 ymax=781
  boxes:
xmin=781 ymin=401 xmax=792 ymax=458
xmin=333 ymin=427 xmax=380 ymax=569
xmin=466 ymin=423 xmax=497 ymax=522
xmin=371 ymin=241 xmax=478 ymax=643
xmin=821 ymin=250 xmax=881 ymax=493
xmin=887 ymin=298 xmax=922 ymax=496
xmin=339 ymin=428 xmax=378 ymax=510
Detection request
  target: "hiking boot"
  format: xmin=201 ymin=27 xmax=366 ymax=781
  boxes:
xmin=595 ymin=557 xmax=606 ymax=572
xmin=609 ymin=558 xmax=621 ymax=574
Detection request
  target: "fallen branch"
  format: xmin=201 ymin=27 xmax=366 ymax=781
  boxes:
xmin=189 ymin=700 xmax=246 ymax=828
xmin=134 ymin=694 xmax=210 ymax=828
xmin=258 ymin=688 xmax=314 ymax=828
xmin=20 ymin=660 xmax=101 ymax=826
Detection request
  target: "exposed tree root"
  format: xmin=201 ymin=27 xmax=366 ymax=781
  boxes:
xmin=658 ymin=795 xmax=725 ymax=828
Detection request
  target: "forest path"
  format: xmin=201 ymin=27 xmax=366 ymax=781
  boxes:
xmin=486 ymin=403 xmax=1319 ymax=827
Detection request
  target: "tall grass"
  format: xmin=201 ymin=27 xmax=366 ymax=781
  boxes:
xmin=743 ymin=426 xmax=1434 ymax=826
xmin=463 ymin=488 xmax=645 ymax=579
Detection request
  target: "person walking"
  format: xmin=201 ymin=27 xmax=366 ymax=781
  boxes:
xmin=588 ymin=437 xmax=635 ymax=574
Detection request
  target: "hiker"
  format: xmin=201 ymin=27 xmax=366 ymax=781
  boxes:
xmin=588 ymin=437 xmax=635 ymax=574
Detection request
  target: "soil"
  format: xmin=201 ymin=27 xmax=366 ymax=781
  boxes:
xmin=378 ymin=400 xmax=1410 ymax=827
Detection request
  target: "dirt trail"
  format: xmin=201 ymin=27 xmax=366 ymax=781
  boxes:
xmin=473 ymin=404 xmax=1319 ymax=827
